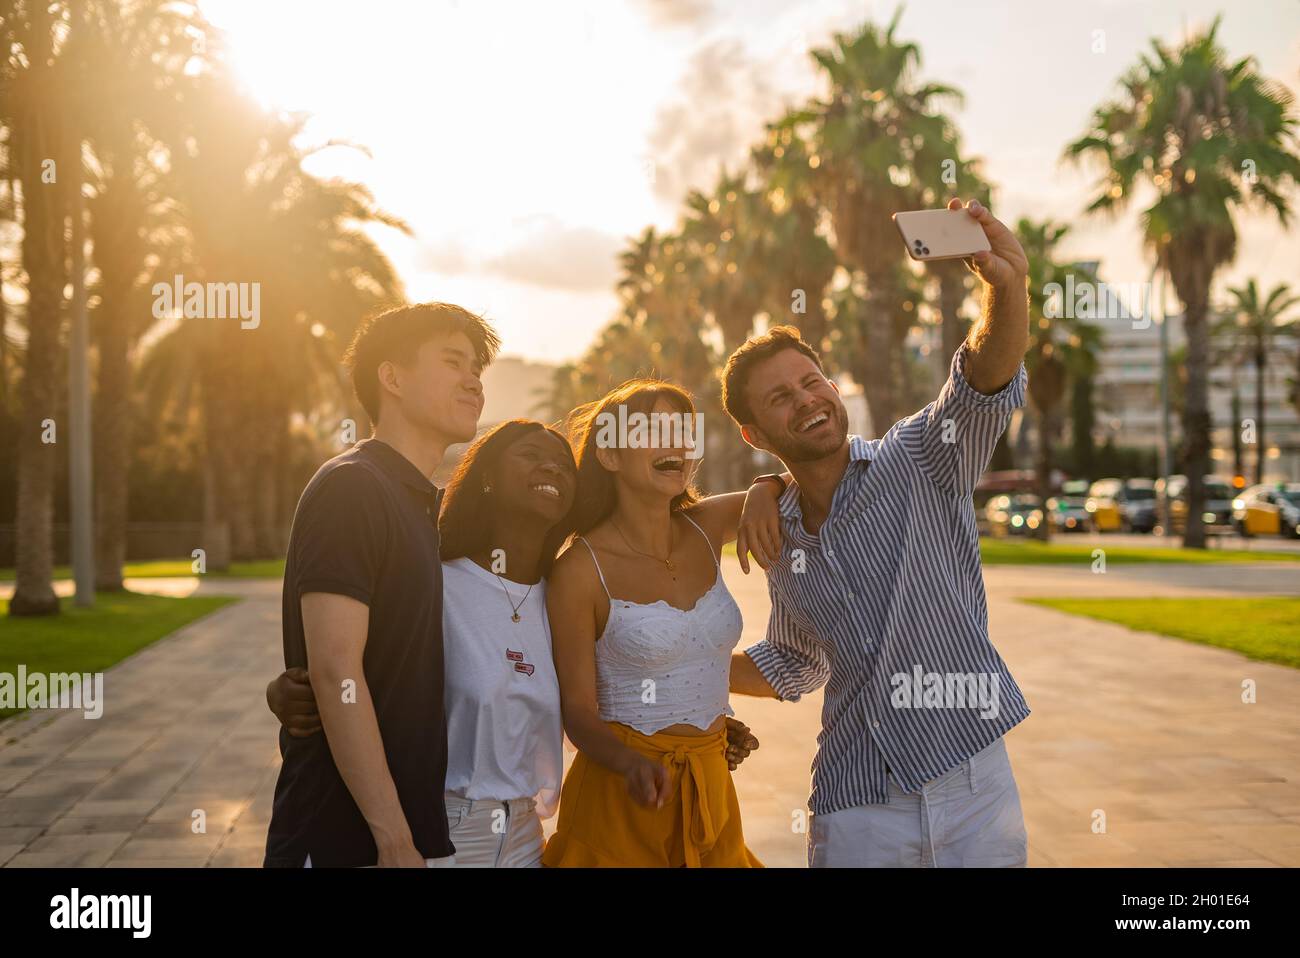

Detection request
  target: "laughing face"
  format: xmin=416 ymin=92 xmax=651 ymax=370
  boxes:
xmin=741 ymin=348 xmax=849 ymax=464
xmin=490 ymin=429 xmax=577 ymax=524
xmin=596 ymin=396 xmax=696 ymax=501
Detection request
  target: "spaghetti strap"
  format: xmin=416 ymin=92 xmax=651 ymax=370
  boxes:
xmin=575 ymin=536 xmax=611 ymax=599
xmin=680 ymin=513 xmax=721 ymax=571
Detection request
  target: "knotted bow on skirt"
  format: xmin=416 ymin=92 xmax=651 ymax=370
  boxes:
xmin=541 ymin=722 xmax=762 ymax=868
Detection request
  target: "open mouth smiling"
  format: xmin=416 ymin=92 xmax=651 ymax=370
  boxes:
xmin=652 ymin=455 xmax=685 ymax=473
xmin=531 ymin=482 xmax=562 ymax=499
xmin=797 ymin=410 xmax=830 ymax=433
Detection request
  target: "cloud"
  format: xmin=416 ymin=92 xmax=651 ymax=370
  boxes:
xmin=416 ymin=215 xmax=620 ymax=293
xmin=644 ymin=39 xmax=781 ymax=204
xmin=634 ymin=0 xmax=714 ymax=28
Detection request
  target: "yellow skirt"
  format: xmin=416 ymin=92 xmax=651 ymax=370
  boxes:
xmin=542 ymin=722 xmax=763 ymax=868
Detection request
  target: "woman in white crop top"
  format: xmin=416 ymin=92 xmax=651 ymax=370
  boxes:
xmin=542 ymin=379 xmax=783 ymax=868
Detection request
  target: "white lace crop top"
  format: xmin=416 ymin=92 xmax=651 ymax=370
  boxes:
xmin=578 ymin=514 xmax=743 ymax=735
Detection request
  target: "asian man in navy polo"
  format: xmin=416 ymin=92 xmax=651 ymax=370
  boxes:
xmin=264 ymin=303 xmax=500 ymax=867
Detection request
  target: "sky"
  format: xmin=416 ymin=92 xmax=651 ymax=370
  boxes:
xmin=201 ymin=0 xmax=1300 ymax=364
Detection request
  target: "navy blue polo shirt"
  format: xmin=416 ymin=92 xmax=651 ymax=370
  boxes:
xmin=264 ymin=438 xmax=452 ymax=867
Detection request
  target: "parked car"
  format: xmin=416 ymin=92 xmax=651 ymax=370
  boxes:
xmin=984 ymin=494 xmax=1045 ymax=537
xmin=1233 ymin=483 xmax=1300 ymax=538
xmin=1084 ymin=478 xmax=1125 ymax=532
xmin=1045 ymin=494 xmax=1089 ymax=532
xmin=1084 ymin=478 xmax=1158 ymax=533
xmin=1157 ymin=474 xmax=1236 ymax=534
xmin=1118 ymin=478 xmax=1158 ymax=533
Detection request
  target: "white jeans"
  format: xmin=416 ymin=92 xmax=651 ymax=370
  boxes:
xmin=808 ymin=737 xmax=1028 ymax=867
xmin=444 ymin=793 xmax=544 ymax=868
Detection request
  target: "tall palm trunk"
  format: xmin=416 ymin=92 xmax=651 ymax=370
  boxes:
xmin=860 ymin=284 xmax=897 ymax=437
xmin=936 ymin=261 xmax=970 ymax=369
xmin=1180 ymin=297 xmax=1213 ymax=549
xmin=1253 ymin=344 xmax=1266 ymax=484
xmin=1033 ymin=408 xmax=1055 ymax=542
xmin=92 ymin=261 xmax=134 ymax=591
xmin=10 ymin=114 xmax=65 ymax=617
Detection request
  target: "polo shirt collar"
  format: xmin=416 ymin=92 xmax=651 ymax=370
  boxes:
xmin=359 ymin=438 xmax=443 ymax=502
xmin=777 ymin=434 xmax=874 ymax=521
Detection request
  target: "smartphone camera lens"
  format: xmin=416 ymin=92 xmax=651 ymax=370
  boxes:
xmin=921 ymin=246 xmax=930 ymax=255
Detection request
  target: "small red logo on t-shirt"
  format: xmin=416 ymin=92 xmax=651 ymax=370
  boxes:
xmin=507 ymin=649 xmax=534 ymax=675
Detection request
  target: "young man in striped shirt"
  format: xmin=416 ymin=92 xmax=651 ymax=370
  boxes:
xmin=726 ymin=198 xmax=1033 ymax=867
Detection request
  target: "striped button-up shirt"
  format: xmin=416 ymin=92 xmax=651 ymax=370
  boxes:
xmin=745 ymin=344 xmax=1031 ymax=815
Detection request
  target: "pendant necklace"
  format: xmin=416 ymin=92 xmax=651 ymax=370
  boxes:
xmin=612 ymin=519 xmax=676 ymax=581
xmin=494 ymin=574 xmax=533 ymax=623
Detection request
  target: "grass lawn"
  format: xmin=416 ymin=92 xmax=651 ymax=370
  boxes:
xmin=0 ymin=558 xmax=285 ymax=582
xmin=0 ymin=592 xmax=237 ymax=720
xmin=1023 ymin=597 xmax=1300 ymax=668
xmin=979 ymin=539 xmax=1300 ymax=565
xmin=722 ymin=539 xmax=1300 ymax=565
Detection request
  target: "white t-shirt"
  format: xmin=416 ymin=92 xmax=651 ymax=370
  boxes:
xmin=441 ymin=558 xmax=563 ymax=819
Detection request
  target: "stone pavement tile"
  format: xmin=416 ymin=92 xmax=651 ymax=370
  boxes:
xmin=0 ymin=825 xmax=42 ymax=844
xmin=0 ymin=844 xmax=24 ymax=866
xmin=63 ymin=729 xmax=158 ymax=763
xmin=146 ymin=797 xmax=247 ymax=830
xmin=81 ymin=759 xmax=192 ymax=802
xmin=1150 ymin=836 xmax=1271 ymax=865
xmin=1029 ymin=833 xmax=1149 ymax=867
xmin=4 ymin=767 xmax=108 ymax=801
xmin=46 ymin=815 xmax=146 ymax=836
xmin=208 ymin=846 xmax=264 ymax=867
xmin=63 ymin=797 xmax=160 ymax=818
xmin=27 ymin=832 xmax=131 ymax=854
xmin=1179 ymin=805 xmax=1290 ymax=825
xmin=107 ymin=838 xmax=214 ymax=865
xmin=110 ymin=859 xmax=198 ymax=868
xmin=0 ymin=794 xmax=80 ymax=826
xmin=1202 ymin=823 xmax=1300 ymax=859
xmin=128 ymin=822 xmax=225 ymax=850
xmin=5 ymin=845 xmax=119 ymax=867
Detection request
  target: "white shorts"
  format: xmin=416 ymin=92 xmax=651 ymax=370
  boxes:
xmin=808 ymin=736 xmax=1028 ymax=867
xmin=444 ymin=794 xmax=544 ymax=868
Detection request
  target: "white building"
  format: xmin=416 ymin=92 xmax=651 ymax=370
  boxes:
xmin=1083 ymin=265 xmax=1300 ymax=482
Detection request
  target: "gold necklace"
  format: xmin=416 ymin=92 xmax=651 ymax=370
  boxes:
xmin=612 ymin=519 xmax=676 ymax=579
xmin=493 ymin=573 xmax=533 ymax=623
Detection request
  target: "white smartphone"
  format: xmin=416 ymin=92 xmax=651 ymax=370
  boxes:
xmin=892 ymin=208 xmax=991 ymax=262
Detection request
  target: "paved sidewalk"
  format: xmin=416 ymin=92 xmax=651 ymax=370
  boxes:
xmin=1 ymin=563 xmax=1297 ymax=866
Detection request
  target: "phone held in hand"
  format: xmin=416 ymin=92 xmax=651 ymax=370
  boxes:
xmin=892 ymin=208 xmax=992 ymax=262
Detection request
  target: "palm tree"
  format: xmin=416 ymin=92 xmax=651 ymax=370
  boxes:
xmin=68 ymin=0 xmax=210 ymax=589
xmin=146 ymin=76 xmax=406 ymax=565
xmin=773 ymin=10 xmax=961 ymax=432
xmin=1218 ymin=280 xmax=1299 ymax=483
xmin=2 ymin=0 xmax=71 ymax=615
xmin=1018 ymin=218 xmax=1102 ymax=541
xmin=1066 ymin=17 xmax=1300 ymax=547
xmin=749 ymin=136 xmax=837 ymax=353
